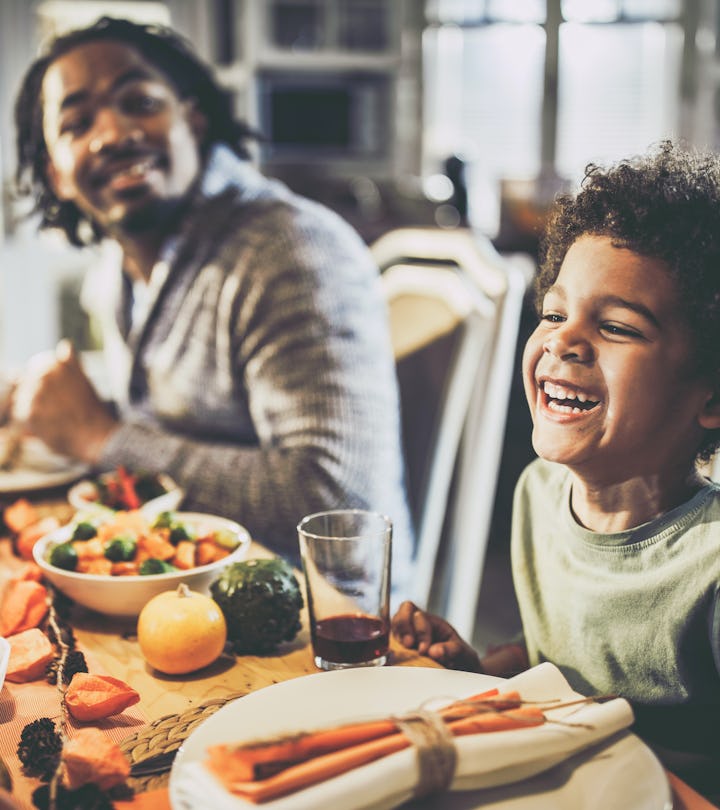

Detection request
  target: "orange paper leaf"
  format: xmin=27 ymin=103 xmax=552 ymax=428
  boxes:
xmin=63 ymin=727 xmax=131 ymax=790
xmin=0 ymin=578 xmax=48 ymax=636
xmin=6 ymin=627 xmax=55 ymax=683
xmin=65 ymin=673 xmax=140 ymax=721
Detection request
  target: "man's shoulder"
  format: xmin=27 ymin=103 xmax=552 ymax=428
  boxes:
xmin=201 ymin=146 xmax=362 ymax=240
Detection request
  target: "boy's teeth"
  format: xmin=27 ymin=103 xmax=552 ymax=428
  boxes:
xmin=545 ymin=382 xmax=571 ymax=399
xmin=543 ymin=380 xmax=599 ymax=411
xmin=544 ymin=381 xmax=586 ymax=400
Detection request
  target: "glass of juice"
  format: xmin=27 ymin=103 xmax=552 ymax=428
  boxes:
xmin=297 ymin=509 xmax=392 ymax=671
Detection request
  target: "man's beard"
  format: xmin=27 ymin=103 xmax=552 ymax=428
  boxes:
xmin=110 ymin=196 xmax=187 ymax=236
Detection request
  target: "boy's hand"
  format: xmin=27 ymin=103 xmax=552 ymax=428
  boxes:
xmin=391 ymin=600 xmax=482 ymax=672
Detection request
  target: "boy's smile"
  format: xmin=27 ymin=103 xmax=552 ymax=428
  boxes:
xmin=522 ymin=234 xmax=716 ymax=485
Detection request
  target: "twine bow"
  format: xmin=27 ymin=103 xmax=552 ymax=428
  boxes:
xmin=394 ymin=709 xmax=458 ymax=797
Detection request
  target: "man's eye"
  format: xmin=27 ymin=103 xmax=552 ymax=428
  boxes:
xmin=121 ymin=94 xmax=163 ymax=115
xmin=60 ymin=116 xmax=91 ymax=136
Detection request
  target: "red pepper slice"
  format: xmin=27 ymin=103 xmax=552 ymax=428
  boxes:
xmin=116 ymin=466 xmax=141 ymax=510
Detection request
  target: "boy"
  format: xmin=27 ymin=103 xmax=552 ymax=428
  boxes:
xmin=393 ymin=141 xmax=720 ymax=796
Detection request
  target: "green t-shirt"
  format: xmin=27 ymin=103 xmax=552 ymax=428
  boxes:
xmin=511 ymin=458 xmax=720 ymax=778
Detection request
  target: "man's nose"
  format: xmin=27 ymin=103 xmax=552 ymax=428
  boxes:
xmin=542 ymin=322 xmax=594 ymax=362
xmin=88 ymin=107 xmax=140 ymax=154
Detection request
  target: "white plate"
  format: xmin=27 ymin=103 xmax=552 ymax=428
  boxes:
xmin=169 ymin=666 xmax=672 ymax=810
xmin=0 ymin=435 xmax=89 ymax=493
xmin=67 ymin=471 xmax=184 ymax=516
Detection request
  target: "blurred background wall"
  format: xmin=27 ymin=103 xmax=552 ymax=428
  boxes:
xmin=1 ymin=0 xmax=718 ymax=367
xmin=1 ymin=1 xmax=718 ymax=355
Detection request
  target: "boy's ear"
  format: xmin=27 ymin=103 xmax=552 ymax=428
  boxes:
xmin=698 ymin=388 xmax=720 ymax=430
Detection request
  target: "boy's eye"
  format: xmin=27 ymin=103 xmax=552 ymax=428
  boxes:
xmin=540 ymin=312 xmax=565 ymax=324
xmin=601 ymin=323 xmax=643 ymax=339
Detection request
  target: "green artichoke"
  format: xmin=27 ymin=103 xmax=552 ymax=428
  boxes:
xmin=210 ymin=558 xmax=303 ymax=654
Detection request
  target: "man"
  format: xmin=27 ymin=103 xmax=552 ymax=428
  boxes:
xmin=13 ymin=17 xmax=412 ymax=584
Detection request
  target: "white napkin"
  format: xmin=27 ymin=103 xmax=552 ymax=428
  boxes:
xmin=171 ymin=663 xmax=634 ymax=810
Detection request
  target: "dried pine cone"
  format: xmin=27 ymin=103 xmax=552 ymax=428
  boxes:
xmin=32 ymin=783 xmax=115 ymax=810
xmin=45 ymin=619 xmax=76 ymax=650
xmin=51 ymin=590 xmax=75 ymax=619
xmin=46 ymin=649 xmax=88 ymax=685
xmin=17 ymin=718 xmax=63 ymax=780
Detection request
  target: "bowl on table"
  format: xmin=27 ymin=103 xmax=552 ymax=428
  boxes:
xmin=33 ymin=511 xmax=251 ymax=618
xmin=68 ymin=470 xmax=184 ymax=517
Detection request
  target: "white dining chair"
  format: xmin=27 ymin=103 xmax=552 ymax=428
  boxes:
xmin=372 ymin=227 xmax=530 ymax=639
xmin=379 ymin=261 xmax=497 ymax=611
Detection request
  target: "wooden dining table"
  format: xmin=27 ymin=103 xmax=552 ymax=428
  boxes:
xmin=0 ymin=484 xmax=717 ymax=810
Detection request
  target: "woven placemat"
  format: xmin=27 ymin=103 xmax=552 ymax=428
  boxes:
xmin=120 ymin=691 xmax=248 ymax=792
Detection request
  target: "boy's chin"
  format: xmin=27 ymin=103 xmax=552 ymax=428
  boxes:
xmin=531 ymin=435 xmax=583 ymax=467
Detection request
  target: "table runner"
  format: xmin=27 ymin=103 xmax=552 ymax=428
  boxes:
xmin=0 ymin=648 xmax=147 ymax=810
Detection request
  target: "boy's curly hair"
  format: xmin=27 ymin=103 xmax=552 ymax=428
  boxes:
xmin=14 ymin=16 xmax=258 ymax=247
xmin=536 ymin=140 xmax=720 ymax=462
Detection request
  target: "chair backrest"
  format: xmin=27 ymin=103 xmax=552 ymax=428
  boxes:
xmin=379 ymin=262 xmax=496 ymax=610
xmin=372 ymin=227 xmax=530 ymax=639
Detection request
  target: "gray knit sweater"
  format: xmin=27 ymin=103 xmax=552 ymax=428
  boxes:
xmin=88 ymin=145 xmax=413 ymax=592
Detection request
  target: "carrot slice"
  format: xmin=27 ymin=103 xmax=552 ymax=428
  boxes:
xmin=196 ymin=540 xmax=230 ymax=566
xmin=136 ymin=532 xmax=175 ymax=561
xmin=171 ymin=540 xmax=197 ymax=570
xmin=76 ymin=558 xmax=113 ymax=576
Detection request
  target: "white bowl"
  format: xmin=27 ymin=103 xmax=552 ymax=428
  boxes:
xmin=67 ymin=471 xmax=184 ymax=517
xmin=33 ymin=512 xmax=251 ymax=618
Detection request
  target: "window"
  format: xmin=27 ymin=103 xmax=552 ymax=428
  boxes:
xmin=423 ymin=0 xmax=695 ymax=238
xmin=556 ymin=21 xmax=682 ymax=181
xmin=423 ymin=22 xmax=545 ymax=233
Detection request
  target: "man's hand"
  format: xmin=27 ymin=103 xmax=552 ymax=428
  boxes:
xmin=13 ymin=340 xmax=117 ymax=463
xmin=391 ymin=600 xmax=482 ymax=672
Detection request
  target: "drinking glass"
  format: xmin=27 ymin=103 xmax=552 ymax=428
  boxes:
xmin=298 ymin=509 xmax=392 ymax=671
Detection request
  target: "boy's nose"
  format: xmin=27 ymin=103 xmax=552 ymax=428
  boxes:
xmin=542 ymin=325 xmax=593 ymax=363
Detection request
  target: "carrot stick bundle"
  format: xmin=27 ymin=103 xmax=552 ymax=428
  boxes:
xmin=205 ymin=692 xmax=546 ymax=804
xmin=207 ymin=688 xmax=514 ymax=782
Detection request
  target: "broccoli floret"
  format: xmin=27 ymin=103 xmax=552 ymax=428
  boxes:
xmin=139 ymin=558 xmax=178 ymax=575
xmin=49 ymin=542 xmax=78 ymax=571
xmin=210 ymin=559 xmax=303 ymax=654
xmin=103 ymin=535 xmax=137 ymax=562
xmin=71 ymin=521 xmax=97 ymax=541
